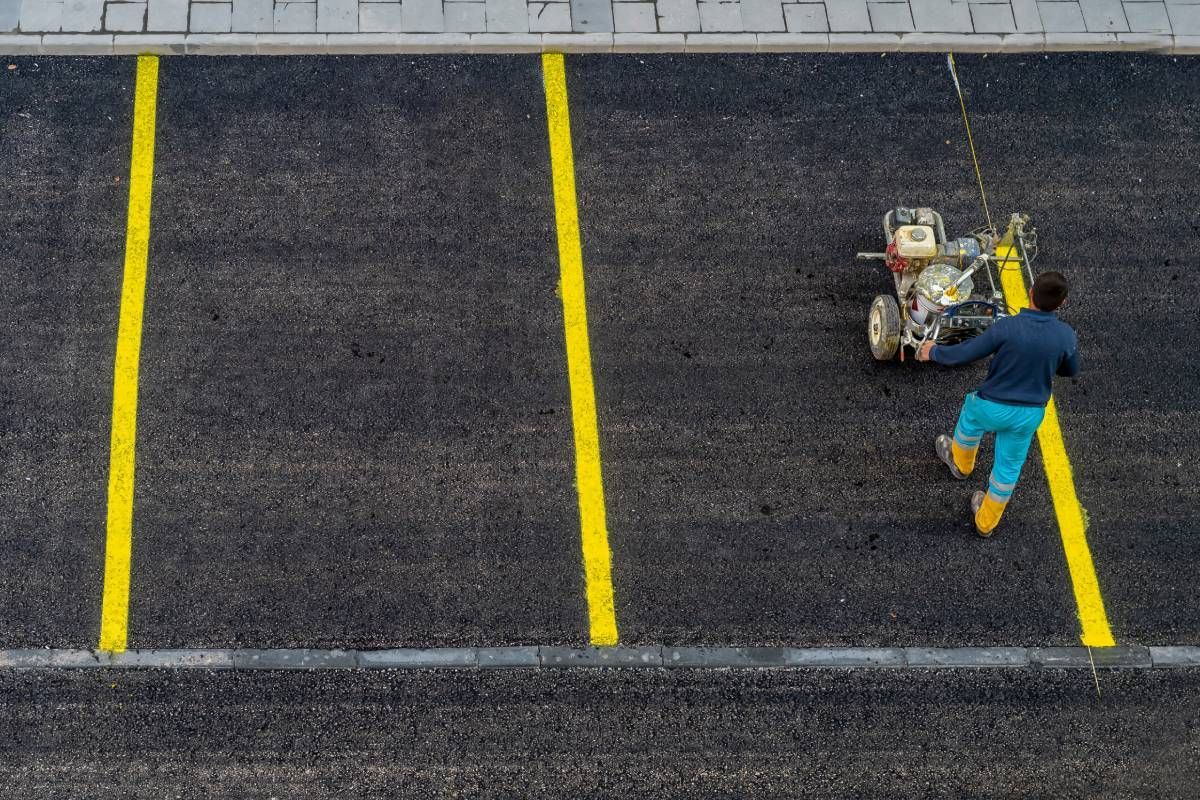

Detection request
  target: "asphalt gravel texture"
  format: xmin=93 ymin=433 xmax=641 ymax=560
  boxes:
xmin=2 ymin=55 xmax=1199 ymax=649
xmin=1 ymin=667 xmax=1198 ymax=799
xmin=572 ymin=54 xmax=1072 ymax=646
xmin=566 ymin=54 xmax=1200 ymax=646
xmin=0 ymin=58 xmax=132 ymax=646
xmin=956 ymin=55 xmax=1200 ymax=644
xmin=132 ymin=57 xmax=585 ymax=648
xmin=3 ymin=54 xmax=1200 ymax=791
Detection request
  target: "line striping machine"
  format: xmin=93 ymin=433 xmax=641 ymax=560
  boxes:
xmin=858 ymin=208 xmax=1037 ymax=361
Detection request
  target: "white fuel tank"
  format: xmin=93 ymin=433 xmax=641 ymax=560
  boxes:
xmin=893 ymin=225 xmax=938 ymax=258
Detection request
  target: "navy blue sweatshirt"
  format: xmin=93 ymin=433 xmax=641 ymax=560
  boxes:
xmin=931 ymin=308 xmax=1079 ymax=407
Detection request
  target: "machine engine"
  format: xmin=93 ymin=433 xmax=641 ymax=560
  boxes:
xmin=882 ymin=207 xmax=984 ymax=322
xmin=885 ymin=207 xmax=982 ymax=276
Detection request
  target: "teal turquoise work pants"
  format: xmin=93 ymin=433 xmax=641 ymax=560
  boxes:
xmin=951 ymin=392 xmax=1045 ymax=532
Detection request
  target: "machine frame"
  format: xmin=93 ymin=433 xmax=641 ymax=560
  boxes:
xmin=857 ymin=210 xmax=1038 ymax=361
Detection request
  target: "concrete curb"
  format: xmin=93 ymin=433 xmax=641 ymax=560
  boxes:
xmin=0 ymin=646 xmax=1196 ymax=670
xmin=3 ymin=31 xmax=1200 ymax=55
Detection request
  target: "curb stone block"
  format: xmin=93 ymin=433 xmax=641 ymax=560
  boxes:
xmin=326 ymin=33 xmax=403 ymax=52
xmin=255 ymin=33 xmax=328 ymax=53
xmin=184 ymin=32 xmax=256 ymax=53
xmin=109 ymin=650 xmax=236 ymax=668
xmin=469 ymin=32 xmax=542 ymax=51
xmin=113 ymin=33 xmax=186 ymax=53
xmin=358 ymin=648 xmax=477 ymax=668
xmin=0 ymin=650 xmax=110 ymax=668
xmin=897 ymin=33 xmax=1003 ymax=52
xmin=1042 ymin=32 xmax=1119 ymax=51
xmin=1149 ymin=647 xmax=1200 ymax=668
xmin=755 ymin=32 xmax=828 ymax=51
xmin=684 ymin=32 xmax=758 ymax=51
xmin=1172 ymin=36 xmax=1200 ymax=55
xmin=662 ymin=647 xmax=704 ymax=667
xmin=477 ymin=646 xmax=541 ymax=668
xmin=41 ymin=33 xmax=113 ymax=54
xmin=612 ymin=32 xmax=685 ymax=51
xmin=0 ymin=34 xmax=43 ymax=54
xmin=1090 ymin=646 xmax=1153 ymax=669
xmin=1114 ymin=33 xmax=1172 ymax=52
xmin=542 ymin=32 xmax=613 ymax=52
xmin=786 ymin=648 xmax=906 ymax=667
xmin=391 ymin=32 xmax=472 ymax=52
xmin=663 ymin=647 xmax=792 ymax=667
xmin=1030 ymin=646 xmax=1153 ymax=669
xmin=232 ymin=649 xmax=358 ymax=669
xmin=904 ymin=647 xmax=1028 ymax=667
xmin=827 ymin=32 xmax=901 ymax=51
xmin=998 ymin=32 xmax=1045 ymax=51
xmin=541 ymin=646 xmax=665 ymax=667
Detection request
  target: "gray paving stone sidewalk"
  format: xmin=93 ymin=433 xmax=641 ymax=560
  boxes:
xmin=2 ymin=0 xmax=1200 ymax=54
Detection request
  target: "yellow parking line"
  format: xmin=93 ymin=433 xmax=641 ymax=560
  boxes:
xmin=99 ymin=55 xmax=160 ymax=653
xmin=541 ymin=53 xmax=619 ymax=646
xmin=997 ymin=246 xmax=1115 ymax=647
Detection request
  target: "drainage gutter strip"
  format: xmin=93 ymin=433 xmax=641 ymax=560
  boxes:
xmin=1 ymin=645 xmax=1196 ymax=670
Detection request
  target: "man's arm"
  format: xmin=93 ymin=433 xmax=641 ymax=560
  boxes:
xmin=1057 ymin=337 xmax=1080 ymax=377
xmin=924 ymin=323 xmax=1002 ymax=366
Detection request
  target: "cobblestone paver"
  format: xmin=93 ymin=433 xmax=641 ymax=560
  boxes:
xmin=3 ymin=0 xmax=1200 ymax=49
xmin=2 ymin=0 xmax=1198 ymax=34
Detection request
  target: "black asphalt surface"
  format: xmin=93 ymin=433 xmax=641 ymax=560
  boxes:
xmin=571 ymin=55 xmax=1076 ymax=646
xmin=957 ymin=55 xmax=1200 ymax=644
xmin=132 ymin=57 xmax=585 ymax=648
xmin=2 ymin=55 xmax=1199 ymax=653
xmin=1 ymin=667 xmax=1198 ymax=798
xmin=567 ymin=54 xmax=1200 ymax=646
xmin=0 ymin=58 xmax=132 ymax=646
xmin=4 ymin=52 xmax=1200 ymax=799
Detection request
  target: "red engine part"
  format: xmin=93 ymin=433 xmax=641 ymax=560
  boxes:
xmin=885 ymin=241 xmax=908 ymax=274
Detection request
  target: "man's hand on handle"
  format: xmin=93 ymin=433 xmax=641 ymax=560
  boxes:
xmin=916 ymin=342 xmax=935 ymax=362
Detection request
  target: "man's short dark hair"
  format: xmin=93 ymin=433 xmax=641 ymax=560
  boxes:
xmin=1032 ymin=271 xmax=1069 ymax=311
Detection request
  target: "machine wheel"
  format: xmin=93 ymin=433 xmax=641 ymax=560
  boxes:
xmin=868 ymin=295 xmax=901 ymax=361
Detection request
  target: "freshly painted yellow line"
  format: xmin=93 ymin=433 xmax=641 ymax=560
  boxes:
xmin=997 ymin=245 xmax=1115 ymax=647
xmin=541 ymin=53 xmax=619 ymax=646
xmin=99 ymin=55 xmax=160 ymax=653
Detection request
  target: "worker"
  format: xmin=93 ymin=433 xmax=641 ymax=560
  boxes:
xmin=916 ymin=271 xmax=1078 ymax=536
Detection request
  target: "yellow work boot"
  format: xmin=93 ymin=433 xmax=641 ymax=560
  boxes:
xmin=971 ymin=490 xmax=1007 ymax=537
xmin=936 ymin=434 xmax=973 ymax=480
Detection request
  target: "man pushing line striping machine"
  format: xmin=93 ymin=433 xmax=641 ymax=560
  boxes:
xmin=858 ymin=210 xmax=1079 ymax=538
